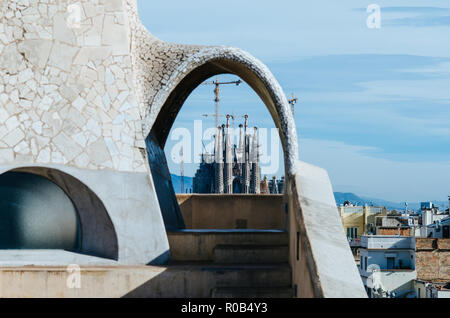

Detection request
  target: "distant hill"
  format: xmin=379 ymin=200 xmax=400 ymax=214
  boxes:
xmin=334 ymin=192 xmax=448 ymax=212
xmin=169 ymin=175 xmax=447 ymax=211
xmin=333 ymin=192 xmax=407 ymax=210
xmin=333 ymin=192 xmax=365 ymax=206
xmin=171 ymin=174 xmax=193 ymax=194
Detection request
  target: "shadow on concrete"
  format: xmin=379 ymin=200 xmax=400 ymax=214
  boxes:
xmin=3 ymin=167 xmax=119 ymax=261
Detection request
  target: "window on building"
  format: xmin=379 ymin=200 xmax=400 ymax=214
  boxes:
xmin=347 ymin=227 xmax=358 ymax=239
xmin=443 ymin=225 xmax=449 ymax=238
xmin=364 ymin=257 xmax=368 ymax=271
xmin=387 ymin=257 xmax=395 ymax=270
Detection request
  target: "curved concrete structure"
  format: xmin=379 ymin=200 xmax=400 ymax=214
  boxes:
xmin=9 ymin=166 xmax=119 ymax=260
xmin=0 ymin=0 xmax=366 ymax=297
xmin=126 ymin=1 xmax=299 ymax=230
xmin=0 ymin=171 xmax=80 ymax=250
xmin=0 ymin=0 xmax=171 ymax=265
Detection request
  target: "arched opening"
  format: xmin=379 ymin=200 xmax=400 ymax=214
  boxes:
xmin=146 ymin=55 xmax=296 ymax=231
xmin=150 ymin=58 xmax=293 ymax=151
xmin=0 ymin=171 xmax=80 ymax=251
xmin=0 ymin=167 xmax=118 ymax=260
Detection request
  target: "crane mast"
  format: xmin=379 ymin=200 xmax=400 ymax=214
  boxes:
xmin=203 ymin=76 xmax=242 ymax=128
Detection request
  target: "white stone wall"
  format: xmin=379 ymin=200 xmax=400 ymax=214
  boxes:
xmin=0 ymin=0 xmax=147 ymax=173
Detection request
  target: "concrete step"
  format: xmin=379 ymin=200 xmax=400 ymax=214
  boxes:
xmin=212 ymin=286 xmax=293 ymax=298
xmin=204 ymin=263 xmax=291 ymax=288
xmin=168 ymin=230 xmax=288 ymax=262
xmin=214 ymin=245 xmax=288 ymax=264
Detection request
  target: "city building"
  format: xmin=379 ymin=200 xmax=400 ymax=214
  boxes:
xmin=423 ymin=217 xmax=450 ymax=238
xmin=359 ymin=235 xmax=450 ymax=298
xmin=375 ymin=215 xmax=419 ymax=236
xmin=269 ymin=175 xmax=285 ymax=194
xmin=419 ymin=202 xmax=450 ymax=238
xmin=339 ymin=205 xmax=388 ymax=242
xmin=421 ymin=202 xmax=449 ymax=224
xmin=359 ymin=235 xmax=417 ymax=298
xmin=371 ymin=201 xmax=450 ymax=238
xmin=415 ymin=281 xmax=450 ymax=298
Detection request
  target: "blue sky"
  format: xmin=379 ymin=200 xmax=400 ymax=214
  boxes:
xmin=137 ymin=1 xmax=450 ymax=202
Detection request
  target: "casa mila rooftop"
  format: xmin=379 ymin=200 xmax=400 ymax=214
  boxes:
xmin=0 ymin=0 xmax=366 ymax=298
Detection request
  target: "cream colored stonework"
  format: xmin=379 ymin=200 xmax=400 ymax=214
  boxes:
xmin=0 ymin=0 xmax=146 ymax=173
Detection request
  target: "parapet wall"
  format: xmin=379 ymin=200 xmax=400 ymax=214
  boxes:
xmin=176 ymin=194 xmax=285 ymax=230
xmin=289 ymin=161 xmax=368 ymax=298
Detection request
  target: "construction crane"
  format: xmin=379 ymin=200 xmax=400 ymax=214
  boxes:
xmin=288 ymin=93 xmax=298 ymax=116
xmin=203 ymin=76 xmax=242 ymax=128
xmin=180 ymin=145 xmax=185 ymax=194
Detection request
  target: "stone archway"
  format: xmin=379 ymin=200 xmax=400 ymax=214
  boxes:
xmin=143 ymin=48 xmax=299 ymax=230
xmin=0 ymin=171 xmax=81 ymax=251
xmin=146 ymin=48 xmax=299 ymax=167
xmin=127 ymin=5 xmax=366 ymax=295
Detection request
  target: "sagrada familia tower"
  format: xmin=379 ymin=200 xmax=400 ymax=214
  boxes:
xmin=194 ymin=115 xmax=261 ymax=194
xmin=0 ymin=0 xmax=366 ymax=298
xmin=193 ymin=115 xmax=285 ymax=195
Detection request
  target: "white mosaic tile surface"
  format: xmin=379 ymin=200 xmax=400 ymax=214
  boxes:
xmin=0 ymin=0 xmax=146 ymax=172
xmin=0 ymin=0 xmax=298 ymax=174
